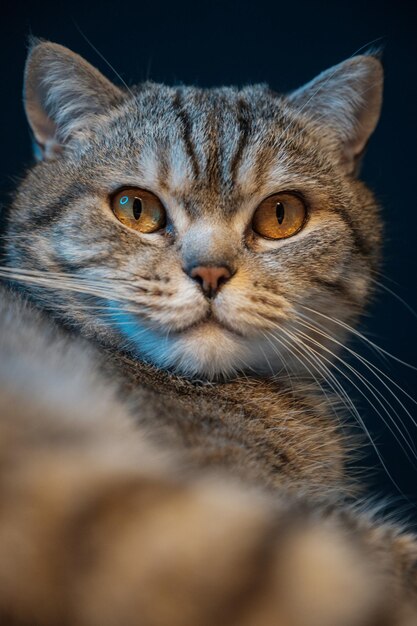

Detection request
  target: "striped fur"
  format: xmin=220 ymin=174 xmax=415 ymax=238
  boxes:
xmin=7 ymin=43 xmax=382 ymax=379
xmin=0 ymin=41 xmax=415 ymax=625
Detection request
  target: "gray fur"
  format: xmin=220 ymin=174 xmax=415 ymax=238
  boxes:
xmin=9 ymin=41 xmax=382 ymax=378
xmin=1 ymin=42 xmax=416 ymax=626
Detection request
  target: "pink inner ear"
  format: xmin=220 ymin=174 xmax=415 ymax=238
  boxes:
xmin=27 ymin=100 xmax=61 ymax=159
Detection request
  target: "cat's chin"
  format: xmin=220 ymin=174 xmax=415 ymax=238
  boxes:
xmin=170 ymin=321 xmax=258 ymax=378
xmin=109 ymin=310 xmax=264 ymax=379
xmin=142 ymin=321 xmax=249 ymax=380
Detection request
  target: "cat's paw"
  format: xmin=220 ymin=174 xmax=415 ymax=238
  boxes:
xmin=61 ymin=478 xmax=417 ymax=626
xmin=0 ymin=442 xmax=415 ymax=626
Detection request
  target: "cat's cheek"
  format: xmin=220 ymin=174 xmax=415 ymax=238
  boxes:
xmin=213 ymin=293 xmax=291 ymax=335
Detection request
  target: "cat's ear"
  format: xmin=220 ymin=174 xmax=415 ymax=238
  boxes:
xmin=24 ymin=39 xmax=124 ymax=159
xmin=288 ymin=54 xmax=383 ymax=174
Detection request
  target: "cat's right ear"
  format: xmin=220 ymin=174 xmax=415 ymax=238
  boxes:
xmin=24 ymin=39 xmax=124 ymax=160
xmin=287 ymin=54 xmax=383 ymax=175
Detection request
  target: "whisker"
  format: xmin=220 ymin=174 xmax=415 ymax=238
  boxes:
xmin=274 ymin=328 xmax=414 ymax=498
xmin=72 ymin=21 xmax=136 ymax=100
xmin=263 ymin=330 xmax=344 ymax=428
xmin=0 ymin=266 xmax=155 ymax=311
xmin=284 ymin=324 xmax=417 ymax=463
xmin=369 ymin=274 xmax=417 ymax=320
xmin=258 ymin=309 xmax=416 ymax=466
xmin=299 ymin=303 xmax=417 ymax=371
xmin=292 ymin=322 xmax=417 ymax=457
xmin=297 ymin=311 xmax=417 ymax=414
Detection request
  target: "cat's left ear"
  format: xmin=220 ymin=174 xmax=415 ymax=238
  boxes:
xmin=288 ymin=54 xmax=383 ymax=174
xmin=24 ymin=39 xmax=124 ymax=159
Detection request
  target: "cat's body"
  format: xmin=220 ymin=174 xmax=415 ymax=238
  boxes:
xmin=0 ymin=282 xmax=348 ymax=496
xmin=0 ymin=40 xmax=416 ymax=625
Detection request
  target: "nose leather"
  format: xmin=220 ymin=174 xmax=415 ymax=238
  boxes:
xmin=189 ymin=266 xmax=232 ymax=298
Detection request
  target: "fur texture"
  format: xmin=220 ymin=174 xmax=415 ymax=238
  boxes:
xmin=0 ymin=41 xmax=415 ymax=625
xmin=8 ymin=41 xmax=382 ymax=379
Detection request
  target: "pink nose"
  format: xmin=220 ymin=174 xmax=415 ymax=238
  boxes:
xmin=190 ymin=265 xmax=232 ymax=298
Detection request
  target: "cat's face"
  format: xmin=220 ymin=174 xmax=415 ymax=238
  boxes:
xmin=6 ymin=42 xmax=383 ymax=379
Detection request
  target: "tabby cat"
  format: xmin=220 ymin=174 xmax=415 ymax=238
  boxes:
xmin=0 ymin=39 xmax=416 ymax=625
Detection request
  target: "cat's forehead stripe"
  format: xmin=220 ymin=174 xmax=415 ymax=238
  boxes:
xmin=229 ymin=97 xmax=252 ymax=186
xmin=171 ymin=90 xmax=200 ymax=180
xmin=163 ymin=87 xmax=258 ymax=200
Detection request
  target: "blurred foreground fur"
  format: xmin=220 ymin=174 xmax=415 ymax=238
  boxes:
xmin=1 ymin=286 xmax=416 ymax=625
xmin=0 ymin=40 xmax=416 ymax=625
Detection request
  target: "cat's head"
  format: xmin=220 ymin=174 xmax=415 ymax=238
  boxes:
xmin=6 ymin=40 xmax=383 ymax=379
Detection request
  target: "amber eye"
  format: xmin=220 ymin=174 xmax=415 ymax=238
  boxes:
xmin=252 ymin=192 xmax=307 ymax=240
xmin=111 ymin=188 xmax=166 ymax=233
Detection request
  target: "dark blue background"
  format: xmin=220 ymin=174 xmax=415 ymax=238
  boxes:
xmin=1 ymin=0 xmax=416 ymax=512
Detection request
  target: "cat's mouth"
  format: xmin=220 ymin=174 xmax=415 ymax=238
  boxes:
xmin=173 ymin=312 xmax=245 ymax=338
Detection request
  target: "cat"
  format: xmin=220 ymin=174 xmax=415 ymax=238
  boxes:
xmin=0 ymin=38 xmax=416 ymax=625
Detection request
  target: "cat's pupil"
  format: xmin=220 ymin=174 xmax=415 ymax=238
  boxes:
xmin=276 ymin=202 xmax=285 ymax=225
xmin=133 ymin=198 xmax=143 ymax=220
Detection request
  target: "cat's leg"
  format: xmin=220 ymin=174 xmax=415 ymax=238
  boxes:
xmin=0 ymin=391 xmax=416 ymax=626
